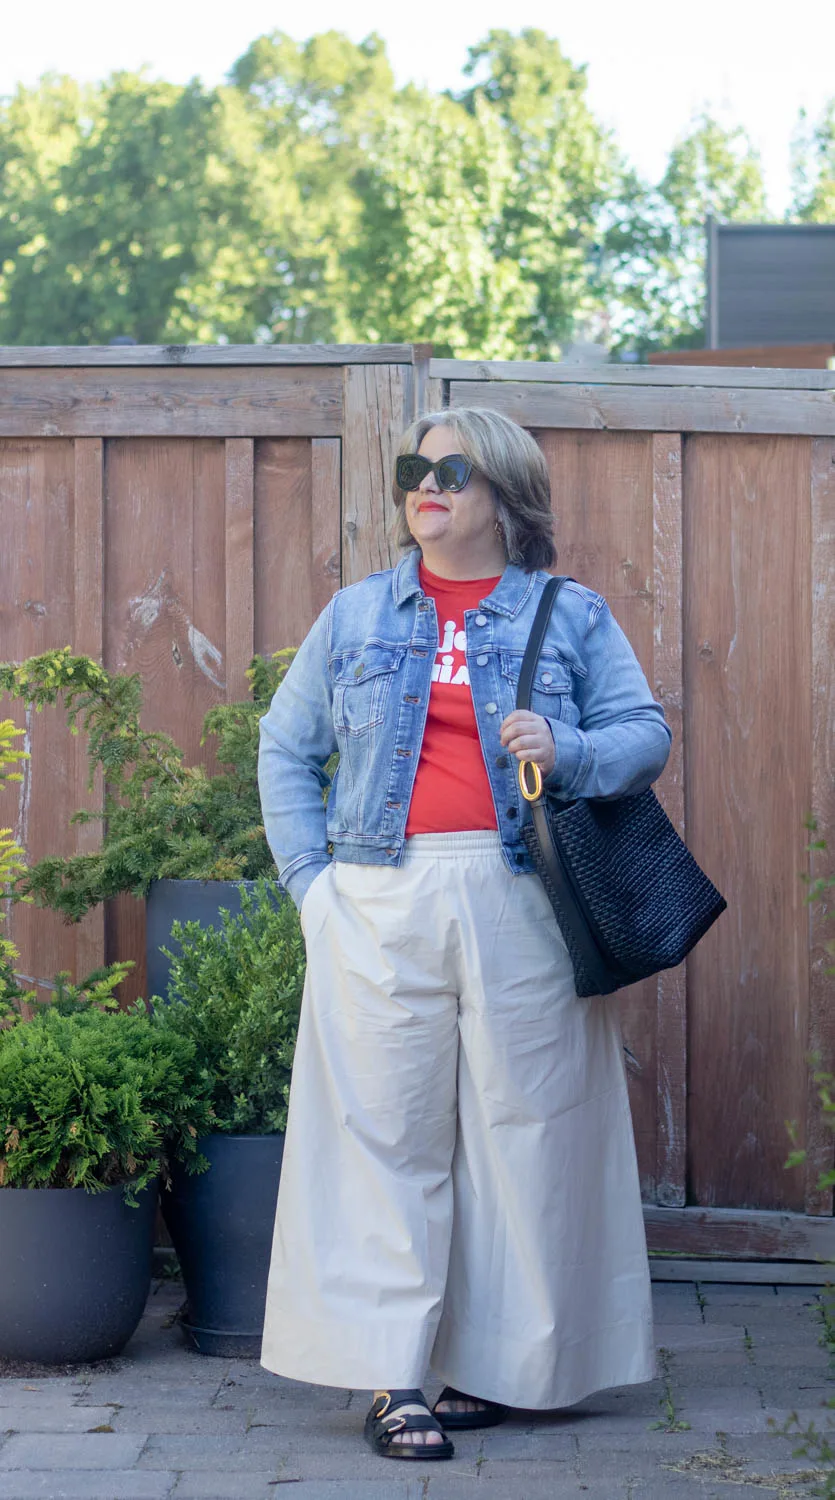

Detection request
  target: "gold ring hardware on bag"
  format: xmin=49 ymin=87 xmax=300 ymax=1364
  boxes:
xmin=519 ymin=760 xmax=543 ymax=802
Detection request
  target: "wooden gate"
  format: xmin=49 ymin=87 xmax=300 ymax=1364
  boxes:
xmin=1 ymin=346 xmax=833 ymax=1262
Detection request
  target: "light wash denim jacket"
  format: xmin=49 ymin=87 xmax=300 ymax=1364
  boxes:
xmin=258 ymin=549 xmax=672 ymax=910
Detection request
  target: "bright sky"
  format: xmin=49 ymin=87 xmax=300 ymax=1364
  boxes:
xmin=4 ymin=0 xmax=835 ymax=216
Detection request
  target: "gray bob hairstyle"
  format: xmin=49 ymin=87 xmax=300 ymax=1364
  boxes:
xmin=391 ymin=407 xmax=556 ymax=572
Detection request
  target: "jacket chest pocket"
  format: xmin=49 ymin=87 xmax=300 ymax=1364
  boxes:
xmin=499 ymin=651 xmax=574 ymax=721
xmin=333 ymin=646 xmax=405 ymax=735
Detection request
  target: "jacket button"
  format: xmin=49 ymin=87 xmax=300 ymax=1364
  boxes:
xmin=354 ymin=663 xmax=364 ymax=677
xmin=475 ymin=613 xmax=488 ymax=626
xmin=496 ymin=754 xmax=510 ymax=769
xmin=506 ymin=806 xmax=518 ymax=820
xmin=541 ymin=671 xmax=553 ymax=684
xmin=476 ymin=654 xmax=488 ymax=666
xmin=484 ymin=701 xmax=498 ymax=714
xmin=515 ymin=852 xmax=526 ymax=865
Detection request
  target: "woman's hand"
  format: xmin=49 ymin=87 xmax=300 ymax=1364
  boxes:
xmin=499 ymin=710 xmax=556 ymax=778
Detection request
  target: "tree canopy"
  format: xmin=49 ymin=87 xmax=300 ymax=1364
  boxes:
xmin=0 ymin=29 xmax=829 ymax=355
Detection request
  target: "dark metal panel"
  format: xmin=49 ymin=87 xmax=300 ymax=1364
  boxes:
xmin=714 ymin=224 xmax=835 ymax=348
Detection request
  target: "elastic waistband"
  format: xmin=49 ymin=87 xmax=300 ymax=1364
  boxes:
xmin=403 ymin=830 xmax=504 ymax=859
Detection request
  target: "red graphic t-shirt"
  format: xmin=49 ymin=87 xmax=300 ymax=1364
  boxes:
xmin=406 ymin=562 xmax=503 ymax=836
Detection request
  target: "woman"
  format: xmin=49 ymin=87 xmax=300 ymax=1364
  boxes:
xmin=258 ymin=407 xmax=671 ymax=1461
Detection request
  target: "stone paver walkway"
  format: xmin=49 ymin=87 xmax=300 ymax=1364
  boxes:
xmin=0 ymin=1278 xmax=831 ymax=1498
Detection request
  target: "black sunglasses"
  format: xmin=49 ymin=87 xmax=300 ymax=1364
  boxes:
xmin=396 ymin=452 xmax=474 ymax=494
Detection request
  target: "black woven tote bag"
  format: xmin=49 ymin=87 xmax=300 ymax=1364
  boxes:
xmin=517 ymin=577 xmax=726 ymax=997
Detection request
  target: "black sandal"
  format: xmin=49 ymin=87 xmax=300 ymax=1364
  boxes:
xmin=364 ymin=1389 xmax=455 ymax=1461
xmin=432 ymin=1384 xmax=508 ymax=1430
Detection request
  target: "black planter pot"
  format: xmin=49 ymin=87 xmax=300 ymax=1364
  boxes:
xmin=0 ymin=1182 xmax=158 ymax=1363
xmin=146 ymin=878 xmax=258 ymax=1002
xmin=161 ymin=1132 xmax=285 ymax=1357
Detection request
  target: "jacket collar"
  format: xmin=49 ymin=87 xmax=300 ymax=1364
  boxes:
xmin=392 ymin=549 xmax=536 ymax=619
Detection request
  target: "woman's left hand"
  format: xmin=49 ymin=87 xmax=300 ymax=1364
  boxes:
xmin=499 ymin=710 xmax=556 ymax=778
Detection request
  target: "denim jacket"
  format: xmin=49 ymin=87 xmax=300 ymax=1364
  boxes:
xmin=258 ymin=549 xmax=672 ymax=910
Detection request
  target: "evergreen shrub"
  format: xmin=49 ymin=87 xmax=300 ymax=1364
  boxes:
xmin=0 ymin=647 xmax=304 ymax=921
xmin=0 ymin=1003 xmax=215 ymax=1203
xmin=151 ymin=879 xmax=305 ymax=1134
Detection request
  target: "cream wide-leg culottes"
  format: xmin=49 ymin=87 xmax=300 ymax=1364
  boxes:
xmin=261 ymin=831 xmax=655 ymax=1408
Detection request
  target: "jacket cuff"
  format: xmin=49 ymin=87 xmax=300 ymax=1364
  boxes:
xmin=282 ymin=856 xmax=332 ymax=913
xmin=541 ymin=717 xmax=592 ymax=799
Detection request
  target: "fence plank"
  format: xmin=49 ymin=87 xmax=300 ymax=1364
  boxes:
xmin=342 ymin=365 xmax=414 ymax=586
xmin=0 ymin=368 xmax=342 ymax=438
xmin=536 ymin=429 xmax=659 ymax=1198
xmin=0 ymin=344 xmax=416 ymax=367
xmin=652 ymin=434 xmax=687 ymax=1207
xmin=449 ymin=379 xmax=835 ymax=436
xmin=433 ymin=358 xmax=835 ymax=391
xmin=806 ymin=436 xmax=835 ymax=1213
xmin=73 ymin=438 xmax=105 ymax=979
xmin=103 ymin=438 xmax=228 ymax=1003
xmin=254 ymin=440 xmax=330 ymax=653
xmin=684 ymin=435 xmax=813 ymax=1211
xmin=423 ymin=378 xmax=446 ymax=414
xmin=311 ymin=439 xmax=342 ymax=611
xmin=224 ymin=439 xmax=255 ymax=703
xmin=0 ymin=440 xmax=81 ymax=994
xmin=411 ymin=344 xmax=433 ymax=419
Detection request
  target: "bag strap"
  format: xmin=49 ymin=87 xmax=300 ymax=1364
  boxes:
xmin=515 ymin=575 xmax=612 ymax=990
xmin=516 ymin=575 xmax=572 ymax=712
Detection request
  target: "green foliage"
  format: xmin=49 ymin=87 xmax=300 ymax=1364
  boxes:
xmin=0 ymin=717 xmax=30 ymax=981
xmin=790 ymin=102 xmax=835 ymax=222
xmin=0 ymin=1003 xmax=215 ymax=1202
xmin=151 ymin=880 xmax=305 ymax=1134
xmin=4 ymin=27 xmax=815 ymax=357
xmin=0 ymin=72 xmax=262 ymax=345
xmin=0 ymin=960 xmax=133 ymax=1027
xmin=606 ymin=113 xmax=768 ymax=354
xmin=340 ymin=30 xmax=619 ymax=358
xmin=0 ymin=646 xmax=296 ymax=921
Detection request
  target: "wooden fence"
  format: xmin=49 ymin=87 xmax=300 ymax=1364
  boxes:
xmin=1 ymin=344 xmax=834 ymax=1262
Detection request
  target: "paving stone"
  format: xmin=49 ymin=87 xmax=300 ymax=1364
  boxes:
xmin=762 ymin=1402 xmax=835 ymax=1428
xmin=0 ymin=1405 xmax=118 ymax=1434
xmin=0 ymin=1380 xmax=89 ymax=1406
xmin=138 ymin=1432 xmax=283 ymax=1473
xmin=633 ymin=1481 xmax=778 ymax=1498
xmin=0 ymin=1473 xmax=175 ymax=1499
xmin=171 ymin=1473 xmax=303 ymax=1500
xmin=426 ymin=1469 xmax=576 ymax=1500
xmin=669 ymin=1408 xmax=772 ymax=1436
xmin=699 ymin=1283 xmax=781 ymax=1303
xmin=655 ymin=1322 xmax=750 ymax=1352
xmin=111 ymin=1406 xmax=250 ymax=1436
xmin=703 ymin=1303 xmax=821 ymax=1331
xmin=650 ymin=1286 xmax=704 ymax=1325
xmin=258 ymin=1485 xmax=421 ymax=1500
xmin=0 ymin=1432 xmax=147 ymax=1470
xmin=473 ymin=1422 xmax=576 ymax=1459
xmin=575 ymin=1431 xmax=731 ymax=1480
xmin=78 ymin=1377 xmax=225 ymax=1409
xmin=676 ymin=1388 xmax=765 ymax=1420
